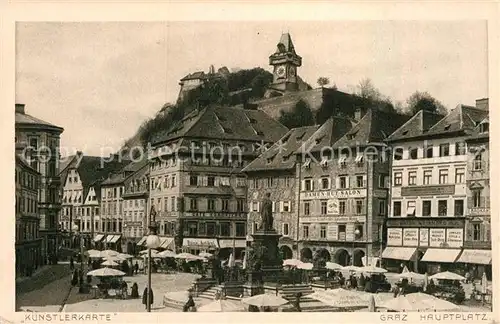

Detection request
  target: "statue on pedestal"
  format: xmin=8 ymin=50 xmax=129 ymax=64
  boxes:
xmin=259 ymin=193 xmax=274 ymax=231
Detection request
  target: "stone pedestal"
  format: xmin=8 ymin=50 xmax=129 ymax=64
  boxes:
xmin=248 ymin=229 xmax=284 ymax=285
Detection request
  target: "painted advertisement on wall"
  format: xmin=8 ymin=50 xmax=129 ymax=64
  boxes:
xmin=387 ymin=228 xmax=403 ymax=246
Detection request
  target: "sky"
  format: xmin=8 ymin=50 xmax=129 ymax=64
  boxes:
xmin=16 ymin=21 xmax=488 ymax=156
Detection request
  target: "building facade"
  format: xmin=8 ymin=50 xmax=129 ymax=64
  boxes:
xmin=243 ymin=126 xmax=319 ymax=260
xmin=15 ymin=103 xmax=64 ymax=263
xmin=15 ymin=155 xmax=42 ymax=277
xmin=384 ymin=103 xmax=489 ymax=275
xmin=148 ymin=105 xmax=288 ymax=259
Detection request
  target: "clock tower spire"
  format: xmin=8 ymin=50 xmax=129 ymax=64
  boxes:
xmin=268 ymin=33 xmax=302 ymax=93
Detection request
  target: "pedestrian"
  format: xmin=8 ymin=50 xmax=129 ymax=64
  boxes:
xmin=134 ymin=262 xmax=139 ymax=275
xmin=70 ymin=256 xmax=74 ymax=271
xmin=142 ymin=286 xmax=154 ymax=310
xmin=465 ymin=271 xmax=471 ymax=284
xmin=295 ymin=292 xmax=302 ymax=312
xmin=183 ymin=294 xmax=196 ymax=312
xmin=131 ymin=282 xmax=139 ymax=298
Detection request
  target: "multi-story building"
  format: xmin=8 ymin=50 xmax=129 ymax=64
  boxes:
xmin=296 ymin=110 xmax=409 ymax=266
xmin=243 ymin=126 xmax=319 ymax=260
xmin=148 ymin=105 xmax=288 ymax=259
xmin=15 ymin=154 xmax=42 ymax=277
xmin=384 ymin=103 xmax=488 ymax=274
xmin=15 ymin=103 xmax=64 ymax=263
xmin=458 ymin=98 xmax=491 ymax=279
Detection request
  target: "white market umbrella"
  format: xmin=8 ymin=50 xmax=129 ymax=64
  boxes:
xmin=140 ymin=249 xmax=158 ymax=255
xmin=283 ymin=259 xmax=303 ymax=267
xmin=430 ymin=271 xmax=465 ymax=281
xmin=175 ymin=252 xmax=199 ymax=260
xmin=99 ymin=250 xmax=119 ymax=258
xmin=118 ymin=253 xmax=134 ymax=259
xmin=378 ymin=292 xmax=460 ymax=312
xmin=309 ymin=289 xmax=368 ymax=308
xmin=342 ymin=265 xmax=362 ymax=272
xmin=297 ymin=262 xmax=313 ymax=270
xmin=326 ymin=262 xmax=343 ymax=270
xmin=228 ymin=253 xmax=235 ymax=268
xmin=360 ymin=265 xmax=387 ymax=274
xmin=242 ymin=253 xmax=247 ymax=270
xmin=158 ymin=250 xmax=176 ymax=258
xmin=101 ymin=259 xmax=119 ymax=267
xmin=87 ymin=267 xmax=125 ymax=277
xmin=398 ymin=271 xmax=425 ymax=282
xmin=87 ymin=249 xmax=101 ymax=258
xmin=423 ymin=273 xmax=429 ymax=292
xmin=199 ymin=252 xmax=213 ymax=258
xmin=198 ymin=299 xmax=246 ymax=312
xmin=481 ymin=272 xmax=488 ymax=294
xmin=402 ymin=265 xmax=409 ymax=273
xmin=241 ymin=293 xmax=289 ymax=307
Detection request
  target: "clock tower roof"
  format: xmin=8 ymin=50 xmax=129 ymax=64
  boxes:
xmin=275 ymin=33 xmax=296 ymax=55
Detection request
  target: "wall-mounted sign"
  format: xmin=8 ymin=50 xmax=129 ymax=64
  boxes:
xmin=387 ymin=228 xmax=403 ymax=246
xmin=446 ymin=228 xmax=463 ymax=248
xmin=183 ymin=238 xmax=218 ymax=248
xmin=327 ymin=224 xmax=338 ymax=240
xmin=419 ymin=228 xmax=429 ymax=247
xmin=346 ymin=223 xmax=355 ymax=241
xmin=327 ymin=199 xmax=339 ymax=215
xmin=184 ymin=212 xmax=246 ymax=219
xmin=401 ymin=185 xmax=455 ymax=197
xmin=429 ymin=228 xmax=446 ymax=247
xmin=468 ymin=208 xmax=490 ymax=216
xmin=403 ymin=228 xmax=418 ymax=247
xmin=301 ymin=189 xmax=366 ymax=200
xmin=386 ymin=218 xmax=464 ymax=228
xmin=300 ymin=216 xmax=365 ymax=223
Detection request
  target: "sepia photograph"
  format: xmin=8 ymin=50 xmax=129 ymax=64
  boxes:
xmin=11 ymin=17 xmax=494 ymax=317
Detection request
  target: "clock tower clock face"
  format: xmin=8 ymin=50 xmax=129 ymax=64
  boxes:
xmin=276 ymin=65 xmax=286 ymax=78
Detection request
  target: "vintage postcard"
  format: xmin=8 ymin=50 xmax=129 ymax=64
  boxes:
xmin=1 ymin=1 xmax=499 ymax=323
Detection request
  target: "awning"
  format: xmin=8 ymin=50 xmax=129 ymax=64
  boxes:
xmin=159 ymin=237 xmax=174 ymax=249
xmin=382 ymin=247 xmax=417 ymax=261
xmin=421 ymin=248 xmax=462 ymax=263
xmin=182 ymin=238 xmax=218 ymax=249
xmin=457 ymin=249 xmax=491 ymax=265
xmin=93 ymin=234 xmax=104 ymax=242
xmin=105 ymin=235 xmax=118 ymax=243
xmin=109 ymin=235 xmax=121 ymax=244
xmin=137 ymin=236 xmax=147 ymax=246
xmin=218 ymin=239 xmax=247 ymax=248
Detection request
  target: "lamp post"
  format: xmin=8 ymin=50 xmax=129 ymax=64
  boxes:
xmin=72 ymin=224 xmax=85 ymax=293
xmin=145 ymin=207 xmax=160 ymax=312
xmin=352 ymin=226 xmax=361 ymax=266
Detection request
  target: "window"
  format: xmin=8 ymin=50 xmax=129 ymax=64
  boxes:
xmin=321 ymin=177 xmax=330 ymax=190
xmin=356 ymin=175 xmax=364 ymax=188
xmin=454 ymin=200 xmax=464 ymax=216
xmin=282 ymin=201 xmax=291 ymax=212
xmin=339 ymin=176 xmax=348 ymax=189
xmin=423 ymin=170 xmax=432 ymax=185
xmin=393 ymin=148 xmax=403 ymax=160
xmin=455 ymin=168 xmax=465 ymax=184
xmin=472 ymin=190 xmax=482 ymax=207
xmin=321 ymin=200 xmax=327 ymax=215
xmin=409 ymin=147 xmax=418 ymax=159
xmin=355 ymin=153 xmax=364 ymax=166
xmin=29 ymin=137 xmax=38 ymax=150
xmin=338 ymin=225 xmax=346 ymax=241
xmin=394 ymin=172 xmax=402 ymax=186
xmin=408 ymin=171 xmax=417 ymax=186
xmin=282 ymin=223 xmax=289 ymax=236
xmin=393 ymin=201 xmax=402 ymax=217
xmin=171 ymin=175 xmax=176 ymax=187
xmin=304 ymin=178 xmax=312 ymax=191
xmin=439 ymin=169 xmax=448 ymax=184
xmin=339 ymin=200 xmax=347 ymax=215
xmin=236 ymin=177 xmax=246 ymax=187
xmin=320 ymin=224 xmax=327 ymax=239
xmin=237 ymin=199 xmax=244 ymax=212
xmin=190 ymin=175 xmax=198 ymax=186
xmin=221 ymin=199 xmax=229 ymax=211
xmin=424 ymin=144 xmax=433 ymax=158
xmin=252 ymin=179 xmax=259 ymax=189
xmin=208 ymin=199 xmax=215 ymax=211
xmin=302 ymin=224 xmax=309 ymax=239
xmin=252 ymin=201 xmax=259 ymax=212
xmin=339 ymin=155 xmax=347 ymax=168
xmin=219 ymin=222 xmax=231 ymax=237
xmin=378 ymin=199 xmax=386 ymax=215
xmin=304 ymin=201 xmax=310 ymax=215
xmin=407 ymin=201 xmax=416 ymax=217
xmin=438 ymin=200 xmax=447 ymax=216
xmin=355 ymin=199 xmax=364 ymax=214
xmin=354 ymin=224 xmax=363 ymax=239
xmin=473 ymin=154 xmax=482 ymax=170
xmin=473 ymin=224 xmax=481 ymax=241
xmin=235 ymin=223 xmax=246 ymax=237
xmin=188 ymin=222 xmax=198 ymax=236
xmin=480 ymin=122 xmax=489 ymax=133
xmin=455 ymin=142 xmax=466 ymax=155
xmin=208 ymin=176 xmax=215 ymax=186
xmin=284 ymin=177 xmax=291 ymax=187
xmin=206 ymin=222 xmax=216 ymax=236
xmin=378 ymin=174 xmax=389 ymax=189
xmin=439 ymin=143 xmax=450 ymax=157
xmin=422 ymin=201 xmax=432 ymax=217
xmin=171 ymin=197 xmax=176 ymax=211
xmin=190 ymin=198 xmax=198 ymax=211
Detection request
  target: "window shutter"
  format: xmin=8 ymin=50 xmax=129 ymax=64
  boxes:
xmin=289 ymin=200 xmax=293 ymax=213
xmin=203 ymin=176 xmax=208 ymax=186
xmin=485 ymin=222 xmax=491 ymax=242
xmin=249 ymin=202 xmax=252 ymax=212
xmin=480 ymin=223 xmax=486 ymax=241
xmin=280 ymin=201 xmax=284 ymax=212
xmin=185 ymin=175 xmax=190 ymax=186
xmin=311 ymin=179 xmax=315 ymax=191
xmin=215 ymin=177 xmax=220 ymax=186
xmin=301 ymin=180 xmax=306 ymax=191
xmin=346 ymin=176 xmax=350 ymax=189
xmin=257 ymin=202 xmax=260 ymax=212
xmin=363 ymin=175 xmax=367 ymax=188
xmin=318 ymin=178 xmax=323 ymax=189
xmin=466 ymin=225 xmax=473 ymax=240
xmin=384 ymin=176 xmax=390 ymax=188
xmin=336 ymin=177 xmax=340 ymax=189
xmin=272 ymin=201 xmax=276 ymax=212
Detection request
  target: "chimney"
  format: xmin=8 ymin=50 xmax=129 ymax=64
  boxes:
xmin=354 ymin=107 xmax=362 ymax=121
xmin=15 ymin=103 xmax=25 ymax=114
xmin=475 ymin=98 xmax=489 ymax=111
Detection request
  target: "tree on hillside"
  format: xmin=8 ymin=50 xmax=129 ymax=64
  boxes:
xmin=405 ymin=91 xmax=448 ymax=115
xmin=354 ymin=78 xmax=399 ymax=114
xmin=317 ymin=77 xmax=330 ymax=88
xmin=278 ymin=99 xmax=315 ymax=129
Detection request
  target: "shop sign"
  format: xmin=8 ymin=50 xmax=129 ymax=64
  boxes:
xmin=182 ymin=238 xmax=218 ymax=248
xmin=387 ymin=228 xmax=403 ymax=246
xmin=218 ymin=239 xmax=247 ymax=248
xmin=401 ymin=185 xmax=455 ymax=197
xmin=327 ymin=199 xmax=339 ymax=215
xmin=419 ymin=228 xmax=429 ymax=247
xmin=346 ymin=223 xmax=355 ymax=241
xmin=301 ymin=189 xmax=366 ymax=200
xmin=327 ymin=224 xmax=338 ymax=240
xmin=184 ymin=212 xmax=246 ymax=219
xmin=300 ymin=216 xmax=365 ymax=223
xmin=446 ymin=228 xmax=463 ymax=248
xmin=386 ymin=218 xmax=464 ymax=228
xmin=468 ymin=208 xmax=490 ymax=216
xmin=429 ymin=228 xmax=446 ymax=247
xmin=403 ymin=228 xmax=418 ymax=247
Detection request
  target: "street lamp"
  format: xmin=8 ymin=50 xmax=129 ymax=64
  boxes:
xmin=72 ymin=224 xmax=85 ymax=293
xmin=145 ymin=221 xmax=160 ymax=312
xmin=352 ymin=227 xmax=361 ymax=266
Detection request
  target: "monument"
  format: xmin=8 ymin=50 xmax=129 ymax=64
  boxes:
xmin=244 ymin=193 xmax=284 ymax=295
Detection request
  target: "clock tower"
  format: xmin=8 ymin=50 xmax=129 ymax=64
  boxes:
xmin=268 ymin=33 xmax=302 ymax=93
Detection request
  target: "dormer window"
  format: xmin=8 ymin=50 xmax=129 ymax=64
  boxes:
xmin=355 ymin=153 xmax=364 ymax=165
xmin=223 ymin=127 xmax=233 ymax=134
xmin=281 ymin=133 xmax=291 ymax=143
xmin=320 ymin=156 xmax=329 ymax=168
xmin=444 ymin=124 xmax=451 ymax=131
xmin=303 ymin=158 xmax=311 ymax=168
xmin=347 ymin=131 xmax=358 ymax=140
xmin=480 ymin=122 xmax=489 ymax=133
xmin=315 ymin=136 xmax=324 ymax=145
xmin=296 ymin=132 xmax=305 ymax=141
xmin=338 ymin=155 xmax=347 ymax=168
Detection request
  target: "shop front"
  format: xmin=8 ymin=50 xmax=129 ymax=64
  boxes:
xmin=104 ymin=234 xmax=122 ymax=252
xmin=182 ymin=238 xmax=219 ymax=255
xmin=218 ymin=239 xmax=246 ymax=260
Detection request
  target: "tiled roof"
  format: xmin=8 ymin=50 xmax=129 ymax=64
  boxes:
xmin=180 ymin=71 xmax=207 ymax=81
xmin=15 ymin=112 xmax=63 ymax=131
xmin=278 ymin=33 xmax=297 ymax=54
xmin=332 ymin=109 xmax=410 ymax=148
xmin=242 ymin=125 xmax=319 ymax=172
xmin=151 ymin=105 xmax=288 ymax=146
xmin=300 ymin=116 xmax=354 ymax=153
xmin=386 ymin=110 xmax=444 ymax=142
xmin=16 ymin=154 xmax=39 ymax=173
xmin=101 ymin=159 xmax=148 ymax=186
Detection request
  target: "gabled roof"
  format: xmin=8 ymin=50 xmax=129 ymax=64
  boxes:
xmin=151 ymin=105 xmax=288 ymax=146
xmin=277 ymin=33 xmax=296 ymax=55
xmin=332 ymin=109 xmax=410 ymax=148
xmin=386 ymin=110 xmax=444 ymax=142
xmin=299 ymin=116 xmax=354 ymax=153
xmin=425 ymin=104 xmax=487 ymax=135
xmin=101 ymin=159 xmax=148 ymax=186
xmin=242 ymin=125 xmax=319 ymax=172
xmin=180 ymin=71 xmax=207 ymax=81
